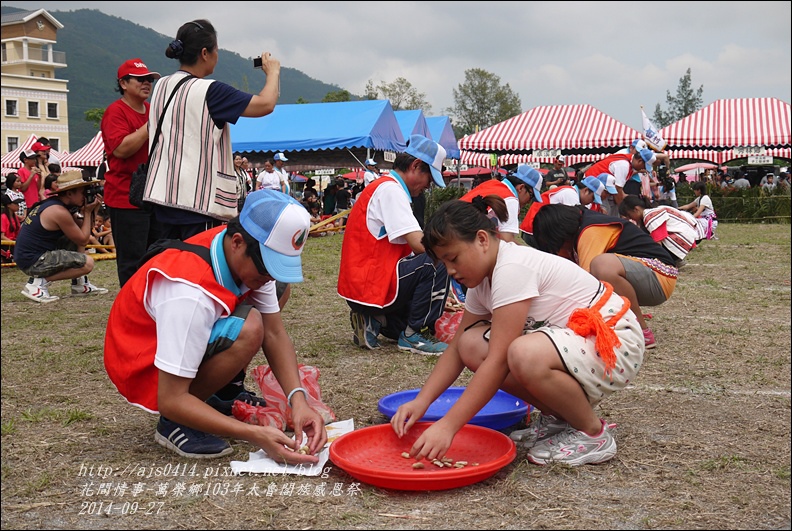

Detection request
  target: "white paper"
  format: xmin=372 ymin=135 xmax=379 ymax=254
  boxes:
xmin=229 ymin=419 xmax=354 ymax=476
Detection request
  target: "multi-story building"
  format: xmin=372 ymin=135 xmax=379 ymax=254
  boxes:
xmin=1 ymin=8 xmax=68 ymax=157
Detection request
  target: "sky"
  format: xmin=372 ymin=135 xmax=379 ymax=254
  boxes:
xmin=5 ymin=1 xmax=792 ymax=131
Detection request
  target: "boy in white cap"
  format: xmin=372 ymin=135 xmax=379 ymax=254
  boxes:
xmin=363 ymin=158 xmax=379 ymax=187
xmin=104 ymin=190 xmax=328 ymax=461
xmin=273 ymin=153 xmax=291 ymax=196
xmin=338 ymin=134 xmax=450 ymax=355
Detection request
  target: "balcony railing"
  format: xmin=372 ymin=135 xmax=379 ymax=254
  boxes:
xmin=1 ymin=47 xmax=66 ymax=65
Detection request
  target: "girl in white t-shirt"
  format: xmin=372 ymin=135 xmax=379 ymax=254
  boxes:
xmin=390 ymin=195 xmax=644 ymax=467
xmin=679 ymin=181 xmax=718 ymax=239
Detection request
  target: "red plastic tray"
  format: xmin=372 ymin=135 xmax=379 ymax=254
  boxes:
xmin=329 ymin=422 xmax=516 ymax=491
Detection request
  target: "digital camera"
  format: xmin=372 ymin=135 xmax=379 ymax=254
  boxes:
xmin=84 ymin=184 xmax=101 ymax=204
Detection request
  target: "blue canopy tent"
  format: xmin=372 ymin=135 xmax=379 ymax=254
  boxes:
xmin=426 ymin=116 xmax=460 ymax=160
xmin=394 ymin=109 xmax=432 ymax=142
xmin=230 ymin=100 xmax=406 ymax=169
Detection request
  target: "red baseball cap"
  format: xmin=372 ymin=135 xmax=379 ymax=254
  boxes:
xmin=117 ymin=58 xmax=161 ymax=80
xmin=31 ymin=141 xmax=50 ymax=152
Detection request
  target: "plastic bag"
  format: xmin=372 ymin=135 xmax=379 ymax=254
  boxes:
xmin=249 ymin=364 xmax=336 ymax=430
xmin=435 ymin=310 xmax=464 ymax=344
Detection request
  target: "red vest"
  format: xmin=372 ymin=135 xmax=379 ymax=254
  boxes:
xmin=584 ymin=153 xmax=635 ymax=181
xmin=337 ymin=177 xmax=412 ymax=308
xmin=460 ymin=179 xmax=515 ymax=202
xmin=519 ymin=186 xmax=575 ymax=235
xmin=104 ymin=226 xmax=242 ymax=413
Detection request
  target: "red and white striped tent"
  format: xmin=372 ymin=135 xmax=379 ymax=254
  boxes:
xmin=460 ymin=150 xmax=612 ymax=168
xmin=1 ymin=133 xmax=66 ymax=169
xmin=59 ymin=131 xmax=105 ymax=168
xmin=660 ymin=97 xmax=791 ymax=164
xmin=458 ymin=104 xmax=641 ymax=154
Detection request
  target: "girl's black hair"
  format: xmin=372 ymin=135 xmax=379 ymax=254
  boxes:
xmin=691 ymin=181 xmax=707 ymax=194
xmin=166 ymin=19 xmax=217 ymax=65
xmin=618 ymin=194 xmax=651 ymax=217
xmin=422 ymin=195 xmax=507 ymax=261
xmin=532 ymin=204 xmax=585 ymax=256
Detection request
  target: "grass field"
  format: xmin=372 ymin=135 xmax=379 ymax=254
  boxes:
xmin=1 ymin=222 xmax=790 ymax=529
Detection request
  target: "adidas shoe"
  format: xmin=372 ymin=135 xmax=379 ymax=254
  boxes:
xmin=206 ymin=391 xmax=266 ymax=416
xmin=154 ymin=416 xmax=233 ymax=459
xmin=509 ymin=413 xmax=569 ymax=448
xmin=526 ymin=419 xmax=616 ymax=466
xmin=71 ymin=276 xmax=109 ymax=296
xmin=350 ymin=310 xmax=381 ymax=349
xmin=397 ymin=328 xmax=447 ymax=356
xmin=21 ymin=278 xmax=59 ymax=303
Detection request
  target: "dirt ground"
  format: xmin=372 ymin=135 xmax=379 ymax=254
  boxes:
xmin=1 ymin=223 xmax=790 ymax=530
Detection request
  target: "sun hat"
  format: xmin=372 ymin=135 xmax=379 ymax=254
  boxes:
xmin=596 ymin=173 xmax=618 ymax=194
xmin=54 ymin=171 xmax=100 ymax=193
xmin=637 ymin=148 xmax=656 ymax=172
xmin=405 ymin=134 xmax=446 ymax=188
xmin=365 ymin=158 xmax=377 ymax=166
xmin=274 ymin=153 xmax=288 ymax=162
xmin=239 ymin=190 xmax=311 ymax=283
xmin=512 ymin=164 xmax=543 ymax=202
xmin=579 ymin=176 xmax=605 ymax=205
xmin=117 ymin=58 xmax=161 ymax=80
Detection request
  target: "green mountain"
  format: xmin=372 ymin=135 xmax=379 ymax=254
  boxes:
xmin=3 ymin=7 xmax=350 ymax=148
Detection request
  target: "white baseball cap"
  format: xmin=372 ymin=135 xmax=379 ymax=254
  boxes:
xmin=239 ymin=190 xmax=310 ymax=283
xmin=274 ymin=153 xmax=288 ymax=162
xmin=405 ymin=134 xmax=446 ymax=188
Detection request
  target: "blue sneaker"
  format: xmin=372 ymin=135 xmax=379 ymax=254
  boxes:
xmin=155 ymin=417 xmax=233 ymax=459
xmin=350 ymin=310 xmax=381 ymax=349
xmin=206 ymin=391 xmax=266 ymax=416
xmin=398 ymin=328 xmax=447 ymax=356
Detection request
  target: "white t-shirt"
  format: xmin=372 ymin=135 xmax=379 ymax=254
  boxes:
xmin=498 ymin=195 xmax=521 ymax=235
xmin=257 ymin=170 xmax=281 ymax=191
xmin=274 ymin=166 xmax=290 ymax=194
xmin=605 ymin=159 xmax=632 ymax=188
xmin=364 ymin=170 xmax=379 ymax=186
xmin=366 ymin=178 xmax=421 ymax=244
xmin=464 ymin=240 xmax=602 ymax=327
xmin=148 ymin=276 xmax=279 ymax=378
xmin=549 ymin=187 xmax=580 ymax=206
xmin=697 ymin=194 xmax=716 ymax=217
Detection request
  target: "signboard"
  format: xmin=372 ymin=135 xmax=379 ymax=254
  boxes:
xmin=527 ymin=161 xmax=541 ymax=169
xmin=383 ymin=151 xmax=396 ymax=163
xmin=734 ymin=146 xmax=767 ymax=157
xmin=314 ymin=169 xmax=335 ymax=175
xmin=747 ymin=155 xmax=773 ymax=165
xmin=532 ymin=149 xmax=562 ymax=159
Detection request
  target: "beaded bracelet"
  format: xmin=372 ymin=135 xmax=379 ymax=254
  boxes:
xmin=287 ymin=387 xmax=307 ymax=408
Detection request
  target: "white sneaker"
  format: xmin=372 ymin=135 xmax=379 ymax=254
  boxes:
xmin=509 ymin=413 xmax=569 ymax=448
xmin=21 ymin=279 xmax=59 ymax=303
xmin=526 ymin=419 xmax=616 ymax=466
xmin=71 ymin=276 xmax=108 ymax=296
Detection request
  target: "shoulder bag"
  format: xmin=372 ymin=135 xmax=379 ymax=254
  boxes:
xmin=129 ymin=75 xmax=194 ymax=208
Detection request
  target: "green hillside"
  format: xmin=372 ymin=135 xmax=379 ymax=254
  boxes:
xmin=3 ymin=7 xmax=351 ymax=148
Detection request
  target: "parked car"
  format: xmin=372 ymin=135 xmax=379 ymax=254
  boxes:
xmin=445 ymin=177 xmax=474 ymax=191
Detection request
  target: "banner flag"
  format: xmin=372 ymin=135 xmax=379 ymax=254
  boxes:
xmin=641 ymin=106 xmax=668 ymax=152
